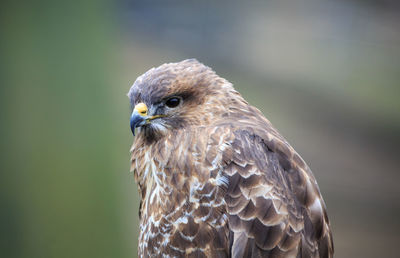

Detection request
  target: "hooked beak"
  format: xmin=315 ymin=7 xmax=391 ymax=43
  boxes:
xmin=130 ymin=103 xmax=148 ymax=136
xmin=130 ymin=102 xmax=165 ymax=136
xmin=130 ymin=111 xmax=146 ymax=136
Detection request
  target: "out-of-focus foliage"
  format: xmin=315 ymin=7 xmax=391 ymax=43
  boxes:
xmin=0 ymin=1 xmax=136 ymax=257
xmin=1 ymin=0 xmax=399 ymax=257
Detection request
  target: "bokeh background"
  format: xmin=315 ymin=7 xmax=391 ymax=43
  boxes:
xmin=1 ymin=0 xmax=399 ymax=257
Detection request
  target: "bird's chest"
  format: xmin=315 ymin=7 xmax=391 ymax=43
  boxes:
xmin=138 ymin=184 xmax=228 ymax=257
xmin=136 ymin=161 xmax=228 ymax=257
xmin=137 ymin=168 xmax=191 ymax=256
xmin=131 ymin=131 xmax=232 ymax=256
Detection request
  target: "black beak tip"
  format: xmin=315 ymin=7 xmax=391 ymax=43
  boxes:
xmin=130 ymin=118 xmax=136 ymax=136
xmin=130 ymin=113 xmax=145 ymax=136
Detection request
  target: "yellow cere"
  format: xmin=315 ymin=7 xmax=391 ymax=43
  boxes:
xmin=134 ymin=103 xmax=148 ymax=116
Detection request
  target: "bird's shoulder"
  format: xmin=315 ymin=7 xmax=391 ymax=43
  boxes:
xmin=203 ymin=118 xmax=334 ymax=257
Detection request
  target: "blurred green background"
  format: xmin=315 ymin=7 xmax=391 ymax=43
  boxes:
xmin=1 ymin=0 xmax=399 ymax=257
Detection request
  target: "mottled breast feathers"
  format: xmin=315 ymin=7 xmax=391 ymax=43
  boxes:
xmin=129 ymin=59 xmax=333 ymax=257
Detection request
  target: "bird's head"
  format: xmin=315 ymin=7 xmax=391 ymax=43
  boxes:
xmin=127 ymin=59 xmax=245 ymax=141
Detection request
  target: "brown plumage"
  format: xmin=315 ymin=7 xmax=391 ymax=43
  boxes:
xmin=128 ymin=59 xmax=333 ymax=257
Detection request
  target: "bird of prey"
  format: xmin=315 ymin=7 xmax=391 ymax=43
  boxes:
xmin=128 ymin=59 xmax=333 ymax=257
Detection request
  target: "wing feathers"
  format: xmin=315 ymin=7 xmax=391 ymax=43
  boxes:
xmin=223 ymin=129 xmax=333 ymax=257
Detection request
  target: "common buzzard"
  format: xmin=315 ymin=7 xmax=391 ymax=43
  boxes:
xmin=128 ymin=59 xmax=333 ymax=257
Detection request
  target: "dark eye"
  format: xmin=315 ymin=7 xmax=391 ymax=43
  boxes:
xmin=165 ymin=97 xmax=181 ymax=108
